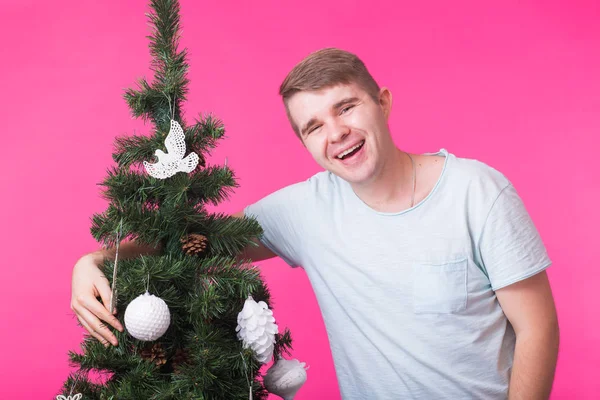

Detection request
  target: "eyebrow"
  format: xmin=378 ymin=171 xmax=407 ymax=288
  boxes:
xmin=300 ymin=97 xmax=360 ymax=136
xmin=332 ymin=97 xmax=360 ymax=111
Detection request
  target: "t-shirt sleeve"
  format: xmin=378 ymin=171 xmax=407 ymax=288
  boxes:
xmin=243 ymin=184 xmax=306 ymax=268
xmin=478 ymin=184 xmax=552 ymax=291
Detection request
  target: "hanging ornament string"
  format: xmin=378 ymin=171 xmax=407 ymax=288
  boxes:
xmin=109 ymin=218 xmax=123 ymax=314
xmin=56 ymin=371 xmax=82 ymax=400
xmin=240 ymin=351 xmax=253 ymax=400
xmin=163 ymin=91 xmax=176 ymax=122
xmin=171 ymin=95 xmax=176 ymax=120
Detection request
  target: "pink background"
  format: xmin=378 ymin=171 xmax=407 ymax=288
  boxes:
xmin=1 ymin=0 xmax=598 ymax=398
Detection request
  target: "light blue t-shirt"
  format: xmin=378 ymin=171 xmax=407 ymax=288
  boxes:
xmin=245 ymin=149 xmax=551 ymax=399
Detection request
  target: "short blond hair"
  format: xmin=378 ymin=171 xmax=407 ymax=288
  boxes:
xmin=279 ymin=48 xmax=380 ymax=137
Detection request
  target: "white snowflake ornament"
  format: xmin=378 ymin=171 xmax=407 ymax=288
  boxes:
xmin=236 ymin=296 xmax=278 ymax=363
xmin=56 ymin=395 xmax=82 ymax=400
xmin=124 ymin=291 xmax=171 ymax=341
xmin=143 ymin=119 xmax=199 ymax=179
xmin=264 ymin=357 xmax=308 ymax=400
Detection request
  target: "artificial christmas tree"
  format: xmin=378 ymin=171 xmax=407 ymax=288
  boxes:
xmin=58 ymin=1 xmax=298 ymax=398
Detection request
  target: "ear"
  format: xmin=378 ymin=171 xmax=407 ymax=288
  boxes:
xmin=378 ymin=87 xmax=393 ymax=120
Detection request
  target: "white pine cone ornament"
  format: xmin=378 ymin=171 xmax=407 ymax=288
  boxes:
xmin=124 ymin=291 xmax=171 ymax=341
xmin=264 ymin=357 xmax=309 ymax=400
xmin=236 ymin=296 xmax=278 ymax=363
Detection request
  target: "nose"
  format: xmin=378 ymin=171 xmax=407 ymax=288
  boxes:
xmin=327 ymin=118 xmax=350 ymax=144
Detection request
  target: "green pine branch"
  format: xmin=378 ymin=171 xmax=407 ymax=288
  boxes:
xmin=124 ymin=0 xmax=188 ymax=129
xmin=100 ymin=164 xmax=237 ymax=209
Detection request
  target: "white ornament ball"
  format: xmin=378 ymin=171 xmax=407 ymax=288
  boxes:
xmin=124 ymin=291 xmax=171 ymax=341
xmin=264 ymin=357 xmax=308 ymax=400
xmin=236 ymin=296 xmax=278 ymax=363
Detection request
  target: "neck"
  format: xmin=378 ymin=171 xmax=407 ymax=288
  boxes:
xmin=351 ymin=147 xmax=415 ymax=213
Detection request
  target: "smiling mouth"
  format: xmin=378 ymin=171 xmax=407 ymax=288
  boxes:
xmin=336 ymin=140 xmax=365 ymax=160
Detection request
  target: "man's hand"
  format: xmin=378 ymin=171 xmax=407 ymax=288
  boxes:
xmin=70 ymin=252 xmax=124 ymax=347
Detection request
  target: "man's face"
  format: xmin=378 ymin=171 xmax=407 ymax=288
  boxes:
xmin=287 ymin=83 xmax=393 ymax=185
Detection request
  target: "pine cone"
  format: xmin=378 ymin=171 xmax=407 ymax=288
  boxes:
xmin=236 ymin=296 xmax=278 ymax=364
xmin=181 ymin=233 xmax=208 ymax=255
xmin=172 ymin=348 xmax=191 ymax=374
xmin=140 ymin=343 xmax=167 ymax=366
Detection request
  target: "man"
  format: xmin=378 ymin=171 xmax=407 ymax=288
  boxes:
xmin=71 ymin=48 xmax=559 ymax=399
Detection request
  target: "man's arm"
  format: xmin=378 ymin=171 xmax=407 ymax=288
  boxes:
xmin=71 ymin=209 xmax=275 ymax=346
xmin=495 ymin=270 xmax=559 ymax=400
xmin=94 ymin=211 xmax=274 ymax=262
xmin=231 ymin=211 xmax=277 ymax=262
xmin=91 ymin=239 xmax=162 ymax=262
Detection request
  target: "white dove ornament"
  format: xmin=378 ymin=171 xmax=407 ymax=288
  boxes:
xmin=264 ymin=357 xmax=308 ymax=400
xmin=143 ymin=119 xmax=199 ymax=179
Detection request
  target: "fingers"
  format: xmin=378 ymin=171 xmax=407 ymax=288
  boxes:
xmin=80 ymin=294 xmax=124 ymax=333
xmin=77 ymin=314 xmax=111 ymax=348
xmin=96 ymin=275 xmax=117 ymax=315
xmin=75 ymin=306 xmax=119 ymax=346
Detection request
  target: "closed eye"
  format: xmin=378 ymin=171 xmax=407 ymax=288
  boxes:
xmin=308 ymin=125 xmax=321 ymax=134
xmin=340 ymin=105 xmax=355 ymax=114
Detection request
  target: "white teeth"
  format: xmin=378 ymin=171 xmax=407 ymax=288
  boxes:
xmin=337 ymin=141 xmax=364 ymax=159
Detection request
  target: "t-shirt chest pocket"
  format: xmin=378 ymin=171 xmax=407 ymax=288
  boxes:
xmin=412 ymin=257 xmax=468 ymax=314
